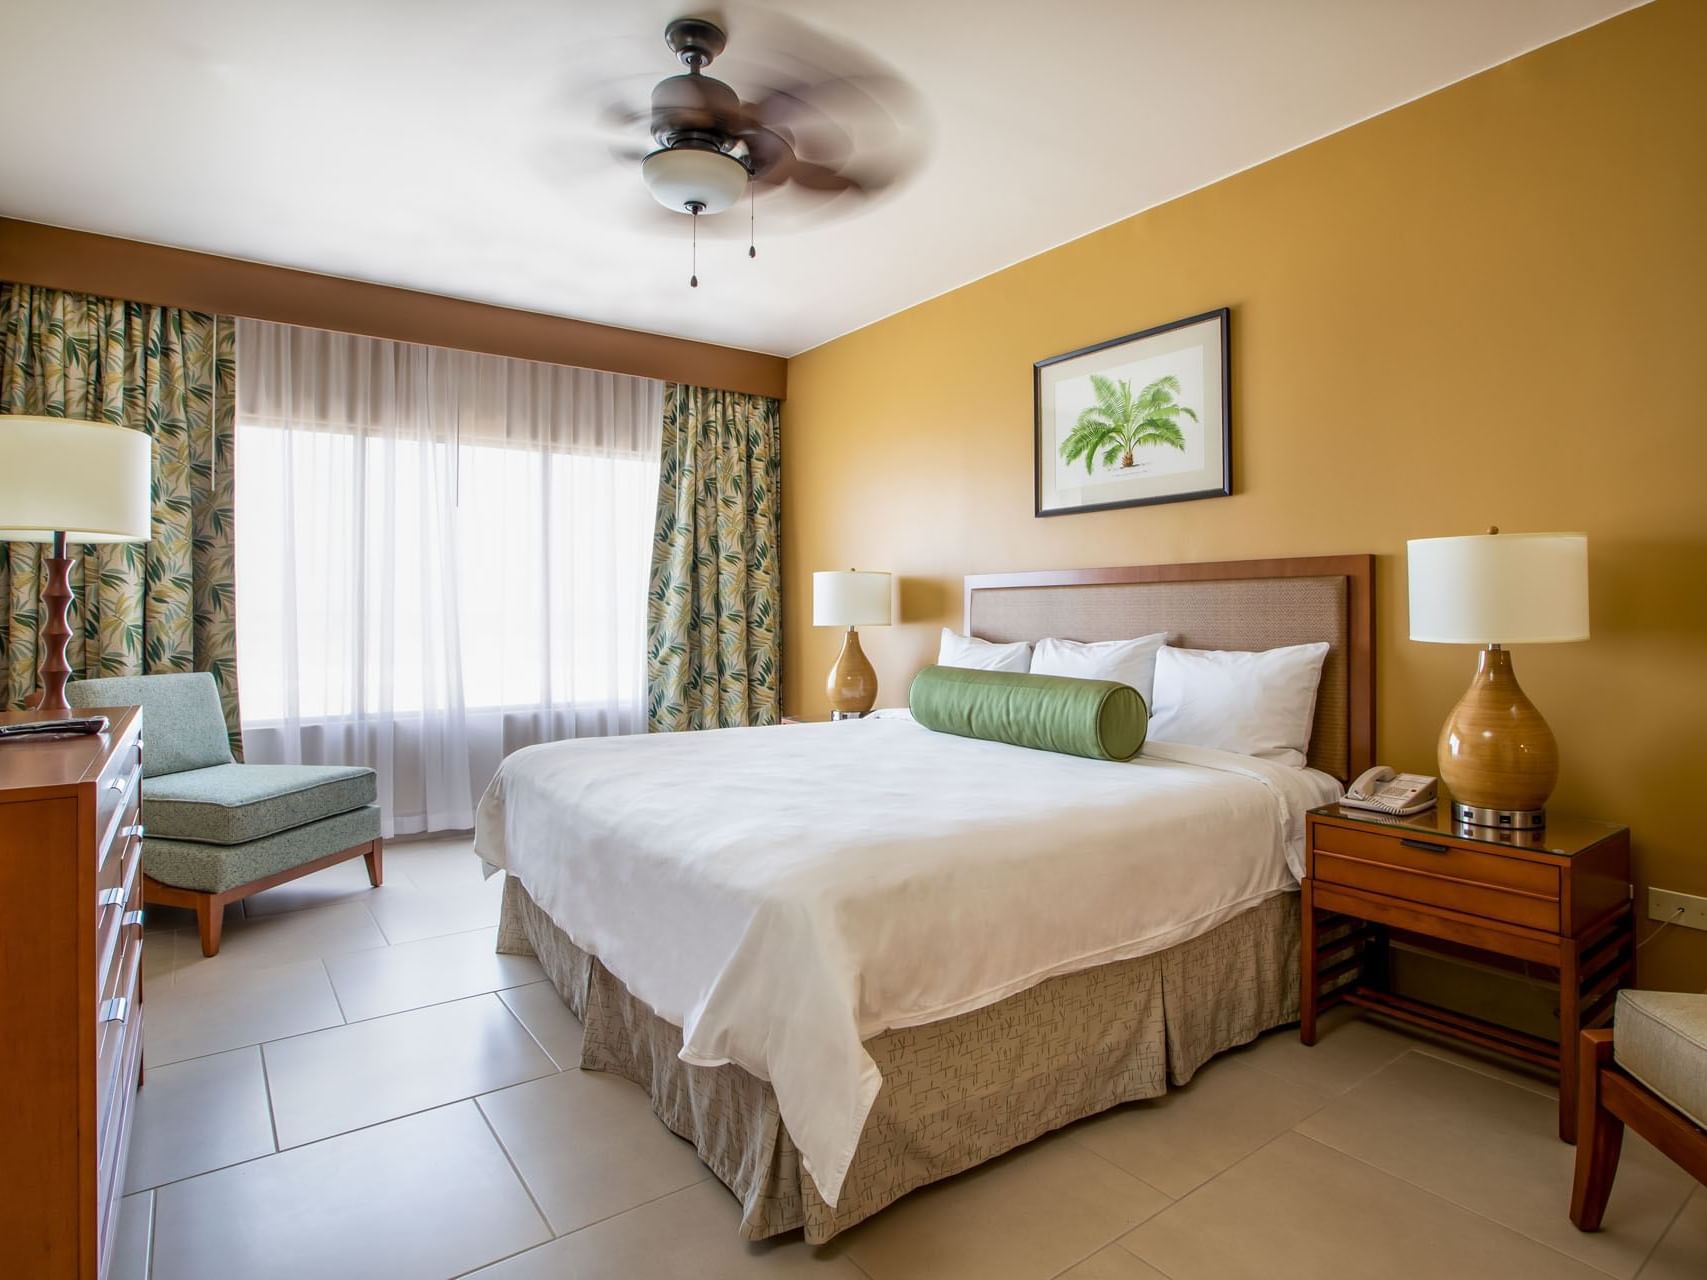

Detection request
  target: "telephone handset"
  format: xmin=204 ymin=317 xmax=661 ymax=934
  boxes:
xmin=1341 ymin=766 xmax=1438 ymax=816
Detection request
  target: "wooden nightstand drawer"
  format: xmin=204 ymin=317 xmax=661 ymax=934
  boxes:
xmin=1312 ymin=850 xmax=1560 ymax=931
xmin=1313 ymin=822 xmax=1559 ymax=898
xmin=1312 ymin=820 xmax=1561 ymax=929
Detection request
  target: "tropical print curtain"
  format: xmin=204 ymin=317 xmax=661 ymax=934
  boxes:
xmin=0 ymin=282 xmax=241 ymax=751
xmin=647 ymin=383 xmax=781 ymax=731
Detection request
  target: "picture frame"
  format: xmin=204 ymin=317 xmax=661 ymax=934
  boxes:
xmin=1034 ymin=307 xmax=1231 ymax=518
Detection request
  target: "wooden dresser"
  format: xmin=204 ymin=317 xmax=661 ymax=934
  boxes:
xmin=0 ymin=706 xmax=145 ymax=1279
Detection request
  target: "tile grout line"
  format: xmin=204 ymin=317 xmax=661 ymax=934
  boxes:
xmin=1236 ymin=1032 xmax=1414 ymax=1098
xmin=133 ymin=1093 xmax=537 ymax=1199
xmin=1114 ymin=1236 xmax=1184 ymax=1280
xmin=1114 ymin=1106 xmax=1360 ymax=1273
xmin=494 ymin=985 xmax=572 ymax=1071
xmin=319 ymin=954 xmax=352 ymax=1024
xmin=144 ymin=972 xmax=541 ymax=1073
xmin=1632 ymin=1189 xmax=1693 ymax=1278
xmin=472 ymin=1096 xmax=556 ymax=1241
xmin=361 ymin=893 xmax=399 ymax=946
xmin=1062 ymin=1134 xmax=1177 ymax=1208
xmin=445 ymin=1174 xmax=720 ymax=1278
xmin=256 ymin=1040 xmax=284 ymax=1154
xmin=1287 ymin=1131 xmax=1630 ymax=1279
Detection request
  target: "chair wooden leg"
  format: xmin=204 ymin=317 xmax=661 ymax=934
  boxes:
xmin=1571 ymin=1028 xmax=1624 ymax=1230
xmin=195 ymin=895 xmax=226 ymax=958
xmin=364 ymin=838 xmax=384 ymax=887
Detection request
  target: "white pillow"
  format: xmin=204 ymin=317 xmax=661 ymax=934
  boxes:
xmin=1030 ymin=632 xmax=1168 ymax=707
xmin=937 ymin=628 xmax=1032 ymax=673
xmin=1147 ymin=642 xmax=1330 ymax=768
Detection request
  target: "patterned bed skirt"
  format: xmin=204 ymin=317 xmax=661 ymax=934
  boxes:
xmin=497 ymin=877 xmax=1300 ymax=1244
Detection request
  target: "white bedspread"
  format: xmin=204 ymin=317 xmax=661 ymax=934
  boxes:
xmin=473 ymin=715 xmax=1341 ymax=1208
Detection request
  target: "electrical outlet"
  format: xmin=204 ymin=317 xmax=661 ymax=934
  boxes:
xmin=1648 ymin=887 xmax=1707 ymax=933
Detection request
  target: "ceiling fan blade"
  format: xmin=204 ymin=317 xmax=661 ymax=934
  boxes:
xmin=785 ymin=161 xmax=860 ymax=195
xmin=739 ymin=125 xmax=795 ymax=183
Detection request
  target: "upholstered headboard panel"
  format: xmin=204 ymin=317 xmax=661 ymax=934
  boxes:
xmin=964 ymin=556 xmax=1374 ymax=780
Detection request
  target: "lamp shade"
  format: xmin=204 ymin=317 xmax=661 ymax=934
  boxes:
xmin=0 ymin=415 xmax=152 ymax=542
xmin=1408 ymin=531 xmax=1588 ymax=645
xmin=641 ymin=146 xmax=749 ymax=215
xmin=813 ymin=570 xmax=891 ymax=627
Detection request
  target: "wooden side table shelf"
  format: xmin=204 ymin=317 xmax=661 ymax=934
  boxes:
xmin=1302 ymin=803 xmax=1633 ymax=1142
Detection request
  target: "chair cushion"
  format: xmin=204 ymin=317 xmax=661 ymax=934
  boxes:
xmin=144 ymin=763 xmax=377 ymax=845
xmin=144 ymin=806 xmax=381 ymax=894
xmin=68 ymin=672 xmax=233 ymax=777
xmin=1615 ymin=990 xmax=1707 ymax=1128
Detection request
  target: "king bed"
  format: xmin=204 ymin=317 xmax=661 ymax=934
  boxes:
xmin=474 ymin=554 xmax=1375 ymax=1243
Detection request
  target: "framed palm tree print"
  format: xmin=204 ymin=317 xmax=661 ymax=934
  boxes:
xmin=1034 ymin=308 xmax=1230 ymax=517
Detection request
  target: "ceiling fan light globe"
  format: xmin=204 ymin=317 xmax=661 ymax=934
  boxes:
xmin=641 ymin=147 xmax=748 ymax=215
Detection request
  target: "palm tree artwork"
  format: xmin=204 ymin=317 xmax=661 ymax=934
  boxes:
xmin=1059 ymin=373 xmax=1197 ymax=475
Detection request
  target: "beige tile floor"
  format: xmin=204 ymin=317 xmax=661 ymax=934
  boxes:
xmin=121 ymin=834 xmax=1704 ymax=1280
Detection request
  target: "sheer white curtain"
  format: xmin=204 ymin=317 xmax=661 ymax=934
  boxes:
xmin=234 ymin=319 xmax=662 ymax=835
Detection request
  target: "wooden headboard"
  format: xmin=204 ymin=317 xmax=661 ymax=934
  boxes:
xmin=963 ymin=555 xmax=1375 ymax=781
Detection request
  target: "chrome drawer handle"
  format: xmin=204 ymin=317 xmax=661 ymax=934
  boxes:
xmin=122 ymin=823 xmax=145 ymax=841
xmin=99 ymin=996 xmax=130 ymax=1025
xmin=123 ymin=909 xmax=145 ymax=929
xmin=97 ymin=887 xmax=128 ymax=909
xmin=1399 ymin=838 xmax=1450 ymax=855
xmin=107 ymin=773 xmax=131 ymax=793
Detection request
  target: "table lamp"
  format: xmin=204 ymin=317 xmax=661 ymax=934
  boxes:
xmin=813 ymin=569 xmax=891 ymax=719
xmin=1407 ymin=527 xmax=1588 ymax=830
xmin=0 ymin=416 xmax=152 ymax=710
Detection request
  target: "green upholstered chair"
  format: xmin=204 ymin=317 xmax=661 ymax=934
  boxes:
xmin=67 ymin=673 xmax=382 ymax=957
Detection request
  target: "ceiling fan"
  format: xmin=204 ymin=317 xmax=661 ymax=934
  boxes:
xmin=590 ymin=12 xmax=924 ymax=286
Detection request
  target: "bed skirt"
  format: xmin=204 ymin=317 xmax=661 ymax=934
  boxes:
xmin=497 ymin=877 xmax=1300 ymax=1244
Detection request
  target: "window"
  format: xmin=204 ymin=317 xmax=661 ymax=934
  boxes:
xmin=233 ymin=319 xmax=662 ymax=834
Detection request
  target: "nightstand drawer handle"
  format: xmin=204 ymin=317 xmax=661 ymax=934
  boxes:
xmin=122 ymin=909 xmax=145 ymax=930
xmin=97 ymin=887 xmax=128 ymax=909
xmin=99 ymin=996 xmax=130 ymax=1025
xmin=1400 ymin=838 xmax=1450 ymax=855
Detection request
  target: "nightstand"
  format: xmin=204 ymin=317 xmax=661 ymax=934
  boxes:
xmin=1302 ymin=803 xmax=1633 ymax=1142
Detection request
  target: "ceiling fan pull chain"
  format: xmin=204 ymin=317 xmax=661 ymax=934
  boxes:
xmin=690 ymin=204 xmax=700 ymax=287
xmin=749 ymin=185 xmax=757 ymax=260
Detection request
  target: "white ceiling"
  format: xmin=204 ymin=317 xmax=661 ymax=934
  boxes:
xmin=1 ymin=0 xmax=1643 ymax=358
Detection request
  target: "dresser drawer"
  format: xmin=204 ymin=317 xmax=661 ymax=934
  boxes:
xmin=96 ymin=993 xmax=143 ymax=1276
xmin=97 ymin=755 xmax=141 ymax=872
xmin=1311 ymin=824 xmax=1560 ymax=932
xmin=95 ymin=828 xmax=142 ymax=993
xmin=95 ymin=921 xmax=142 ymax=1122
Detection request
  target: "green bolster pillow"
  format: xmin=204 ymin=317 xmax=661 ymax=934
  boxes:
xmin=908 ymin=665 xmax=1147 ymax=762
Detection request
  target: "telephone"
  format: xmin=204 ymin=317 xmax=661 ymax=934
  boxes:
xmin=1341 ymin=766 xmax=1438 ymax=816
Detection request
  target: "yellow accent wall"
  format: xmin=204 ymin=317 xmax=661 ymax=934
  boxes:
xmin=781 ymin=0 xmax=1707 ymax=986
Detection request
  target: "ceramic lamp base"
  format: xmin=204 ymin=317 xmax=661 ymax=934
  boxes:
xmin=1437 ymin=645 xmax=1558 ymax=829
xmin=825 ymin=626 xmax=878 ymax=717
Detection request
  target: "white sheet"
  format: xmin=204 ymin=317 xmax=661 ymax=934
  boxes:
xmin=474 ymin=715 xmax=1341 ymax=1208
